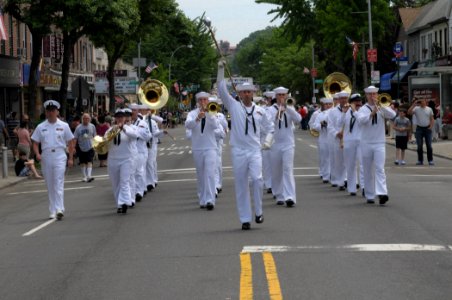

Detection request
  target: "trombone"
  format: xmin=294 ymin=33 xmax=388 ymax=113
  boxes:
xmin=377 ymin=93 xmax=392 ymax=108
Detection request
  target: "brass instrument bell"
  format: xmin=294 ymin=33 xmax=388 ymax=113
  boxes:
xmin=323 ymin=72 xmax=352 ymax=99
xmin=138 ymin=79 xmax=169 ymax=110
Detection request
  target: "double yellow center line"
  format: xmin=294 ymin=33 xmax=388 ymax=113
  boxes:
xmin=240 ymin=252 xmax=283 ymax=300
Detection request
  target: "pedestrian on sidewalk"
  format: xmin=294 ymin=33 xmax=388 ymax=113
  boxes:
xmin=73 ymin=113 xmax=97 ymax=182
xmin=14 ymin=151 xmax=42 ymax=179
xmin=408 ymin=98 xmax=435 ymax=165
xmin=31 ymin=100 xmax=75 ymax=220
xmin=392 ymin=109 xmax=411 ymax=166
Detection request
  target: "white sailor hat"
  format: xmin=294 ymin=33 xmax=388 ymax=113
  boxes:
xmin=114 ymin=108 xmax=125 ymax=117
xmin=364 ymin=85 xmax=379 ymax=93
xmin=263 ymin=91 xmax=275 ymax=98
xmin=43 ymin=99 xmax=60 ymax=110
xmin=139 ymin=104 xmax=150 ymax=110
xmin=129 ymin=103 xmax=140 ymax=110
xmin=273 ymin=86 xmax=289 ymax=94
xmin=208 ymin=95 xmax=218 ymax=103
xmin=196 ymin=91 xmax=210 ymax=100
xmin=253 ymin=96 xmax=264 ymax=104
xmin=337 ymin=90 xmax=350 ymax=98
xmin=320 ymin=97 xmax=333 ymax=104
xmin=333 ymin=93 xmax=340 ymax=99
xmin=350 ymin=93 xmax=362 ymax=102
xmin=123 ymin=108 xmax=132 ymax=116
xmin=236 ymin=82 xmax=256 ymax=92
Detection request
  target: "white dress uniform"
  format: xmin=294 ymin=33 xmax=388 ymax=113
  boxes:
xmin=107 ymin=124 xmax=137 ymax=209
xmin=214 ymin=112 xmax=228 ymax=192
xmin=342 ymin=105 xmax=364 ymax=194
xmin=327 ymin=105 xmax=346 ymax=187
xmin=185 ymin=106 xmax=220 ymax=208
xmin=145 ymin=114 xmax=164 ymax=190
xmin=267 ymin=104 xmax=301 ymax=204
xmin=313 ymin=104 xmax=332 ymax=182
xmin=356 ymin=88 xmax=396 ymax=203
xmin=133 ymin=116 xmax=152 ymax=198
xmin=308 ymin=108 xmax=321 ymax=177
xmin=261 ymin=105 xmax=273 ymax=191
xmin=217 ymin=80 xmax=274 ymax=225
xmin=31 ymin=117 xmax=74 ymax=218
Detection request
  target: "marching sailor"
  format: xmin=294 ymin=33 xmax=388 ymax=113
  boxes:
xmin=267 ymin=87 xmax=301 ymax=207
xmin=217 ymin=60 xmax=274 ymax=230
xmin=211 ymin=96 xmax=228 ymax=195
xmin=31 ymin=100 xmax=75 ymax=220
xmin=185 ymin=92 xmax=220 ymax=210
xmin=107 ymin=109 xmax=137 ymax=214
xmin=327 ymin=91 xmax=349 ymax=190
xmin=341 ymin=93 xmax=364 ymax=196
xmin=262 ymin=91 xmax=275 ymax=194
xmin=356 ymin=86 xmax=396 ymax=205
xmin=145 ymin=110 xmax=165 ymax=191
xmin=313 ymin=98 xmax=334 ymax=183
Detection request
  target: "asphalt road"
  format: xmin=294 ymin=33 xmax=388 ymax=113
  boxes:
xmin=0 ymin=126 xmax=451 ymax=300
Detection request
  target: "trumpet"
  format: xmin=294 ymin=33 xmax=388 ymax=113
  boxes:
xmin=286 ymin=98 xmax=295 ymax=106
xmin=207 ymin=102 xmax=221 ymax=115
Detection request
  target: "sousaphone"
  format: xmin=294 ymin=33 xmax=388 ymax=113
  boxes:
xmin=323 ymin=72 xmax=352 ymax=99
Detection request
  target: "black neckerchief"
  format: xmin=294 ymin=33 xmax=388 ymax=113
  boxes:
xmin=201 ymin=117 xmax=206 ymax=133
xmin=147 ymin=115 xmax=153 ymax=147
xmin=114 ymin=131 xmax=121 ymax=145
xmin=338 ymin=106 xmax=342 ymax=112
xmin=244 ymin=105 xmax=256 ymax=135
xmin=366 ymin=104 xmax=377 ymax=125
xmin=278 ymin=112 xmax=288 ymax=129
xmin=349 ymin=110 xmax=356 ymax=133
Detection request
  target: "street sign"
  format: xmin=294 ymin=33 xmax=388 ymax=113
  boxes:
xmin=367 ymin=49 xmax=377 ymax=63
xmin=310 ymin=68 xmax=318 ymax=78
xmin=314 ymin=79 xmax=323 ymax=84
xmin=392 ymin=56 xmax=408 ymax=62
xmin=133 ymin=58 xmax=147 ymax=67
xmin=393 ymin=42 xmax=404 ymax=58
xmin=371 ymin=70 xmax=380 ymax=84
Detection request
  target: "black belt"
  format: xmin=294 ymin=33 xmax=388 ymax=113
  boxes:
xmin=417 ymin=125 xmax=429 ymax=129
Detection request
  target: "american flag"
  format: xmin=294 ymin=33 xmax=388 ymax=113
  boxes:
xmin=303 ymin=67 xmax=310 ymax=74
xmin=0 ymin=8 xmax=8 ymax=41
xmin=346 ymin=36 xmax=359 ymax=61
xmin=144 ymin=61 xmax=158 ymax=73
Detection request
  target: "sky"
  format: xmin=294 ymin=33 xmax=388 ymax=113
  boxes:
xmin=176 ymin=0 xmax=282 ymax=46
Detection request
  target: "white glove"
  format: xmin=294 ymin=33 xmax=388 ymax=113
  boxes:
xmin=262 ymin=132 xmax=274 ymax=150
xmin=217 ymin=59 xmax=225 ymax=82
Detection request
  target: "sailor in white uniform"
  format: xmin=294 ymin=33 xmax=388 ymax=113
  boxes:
xmin=131 ymin=104 xmax=152 ymax=202
xmin=107 ymin=109 xmax=138 ymax=214
xmin=356 ymin=86 xmax=396 ymax=205
xmin=327 ymin=90 xmax=349 ymax=190
xmin=267 ymin=87 xmax=301 ymax=207
xmin=31 ymin=100 xmax=75 ymax=220
xmin=341 ymin=93 xmax=364 ymax=196
xmin=211 ymin=96 xmax=228 ymax=194
xmin=261 ymin=91 xmax=275 ymax=194
xmin=144 ymin=109 xmax=165 ymax=191
xmin=185 ymin=92 xmax=220 ymax=210
xmin=217 ymin=60 xmax=274 ymax=230
xmin=312 ymin=98 xmax=334 ymax=183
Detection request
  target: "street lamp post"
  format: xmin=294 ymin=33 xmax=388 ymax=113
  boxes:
xmin=168 ymin=44 xmax=193 ymax=82
xmin=367 ymin=0 xmax=374 ymax=74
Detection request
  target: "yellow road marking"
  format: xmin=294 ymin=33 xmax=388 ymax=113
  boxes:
xmin=240 ymin=252 xmax=253 ymax=300
xmin=263 ymin=252 xmax=283 ymax=300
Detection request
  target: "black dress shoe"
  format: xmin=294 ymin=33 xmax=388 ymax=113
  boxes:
xmin=117 ymin=208 xmax=122 ymax=214
xmin=323 ymin=180 xmax=329 ymax=184
xmin=366 ymin=199 xmax=375 ymax=204
xmin=267 ymin=188 xmax=272 ymax=194
xmin=242 ymin=222 xmax=251 ymax=230
xmin=216 ymin=188 xmax=222 ymax=194
xmin=135 ymin=194 xmax=142 ymax=202
xmin=276 ymin=201 xmax=284 ymax=205
xmin=331 ymin=184 xmax=338 ymax=187
xmin=121 ymin=204 xmax=128 ymax=214
xmin=206 ymin=202 xmax=214 ymax=210
xmin=356 ymin=184 xmax=360 ymax=189
xmin=129 ymin=202 xmax=135 ymax=208
xmin=350 ymin=192 xmax=356 ymax=196
xmin=286 ymin=199 xmax=295 ymax=207
xmin=255 ymin=215 xmax=264 ymax=223
xmin=378 ymin=195 xmax=389 ymax=205
xmin=147 ymin=185 xmax=154 ymax=192
xmin=362 ymin=189 xmax=366 ymax=197
xmin=143 ymin=191 xmax=147 ymax=196
xmin=88 ymin=177 xmax=95 ymax=182
xmin=344 ymin=180 xmax=347 ymax=188
xmin=338 ymin=186 xmax=346 ymax=191
xmin=200 ymin=205 xmax=206 ymax=209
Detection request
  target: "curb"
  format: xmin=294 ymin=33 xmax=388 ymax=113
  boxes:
xmin=385 ymin=141 xmax=452 ymax=161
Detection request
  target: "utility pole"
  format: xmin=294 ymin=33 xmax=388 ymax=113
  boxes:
xmin=312 ymin=42 xmax=316 ymax=103
xmin=138 ymin=38 xmax=141 ymax=80
xmin=368 ymin=0 xmax=374 ymax=74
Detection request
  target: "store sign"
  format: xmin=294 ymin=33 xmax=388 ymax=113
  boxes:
xmin=95 ymin=77 xmax=138 ymax=94
xmin=0 ymin=57 xmax=21 ymax=86
xmin=412 ymin=88 xmax=439 ymax=105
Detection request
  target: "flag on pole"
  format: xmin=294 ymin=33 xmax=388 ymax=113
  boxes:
xmin=145 ymin=61 xmax=158 ymax=73
xmin=0 ymin=8 xmax=8 ymax=41
xmin=346 ymin=36 xmax=359 ymax=61
xmin=303 ymin=67 xmax=310 ymax=74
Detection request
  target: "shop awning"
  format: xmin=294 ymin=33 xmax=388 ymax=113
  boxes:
xmin=379 ymin=72 xmax=396 ymax=91
xmin=391 ymin=62 xmax=417 ymax=83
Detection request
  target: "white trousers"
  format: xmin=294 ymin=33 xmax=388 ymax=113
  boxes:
xmin=135 ymin=151 xmax=148 ymax=197
xmin=146 ymin=145 xmax=158 ymax=187
xmin=231 ymin=147 xmax=263 ymax=223
xmin=214 ymin=139 xmax=223 ymax=189
xmin=318 ymin=141 xmax=330 ymax=181
xmin=270 ymin=145 xmax=296 ymax=202
xmin=41 ymin=150 xmax=67 ymax=214
xmin=343 ymin=140 xmax=364 ymax=193
xmin=129 ymin=154 xmax=138 ymax=202
xmin=360 ymin=143 xmax=388 ymax=200
xmin=193 ymin=149 xmax=217 ymax=205
xmin=262 ymin=148 xmax=272 ymax=189
xmin=331 ymin=140 xmax=346 ymax=186
xmin=108 ymin=158 xmax=132 ymax=207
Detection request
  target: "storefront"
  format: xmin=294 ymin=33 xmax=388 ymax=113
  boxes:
xmin=0 ymin=55 xmax=21 ymax=121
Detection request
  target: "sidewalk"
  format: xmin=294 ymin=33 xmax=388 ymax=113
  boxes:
xmin=385 ymin=137 xmax=452 ymax=161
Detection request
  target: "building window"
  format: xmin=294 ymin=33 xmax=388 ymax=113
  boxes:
xmin=9 ymin=15 xmax=13 ymax=56
xmin=445 ymin=28 xmax=448 ymax=55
